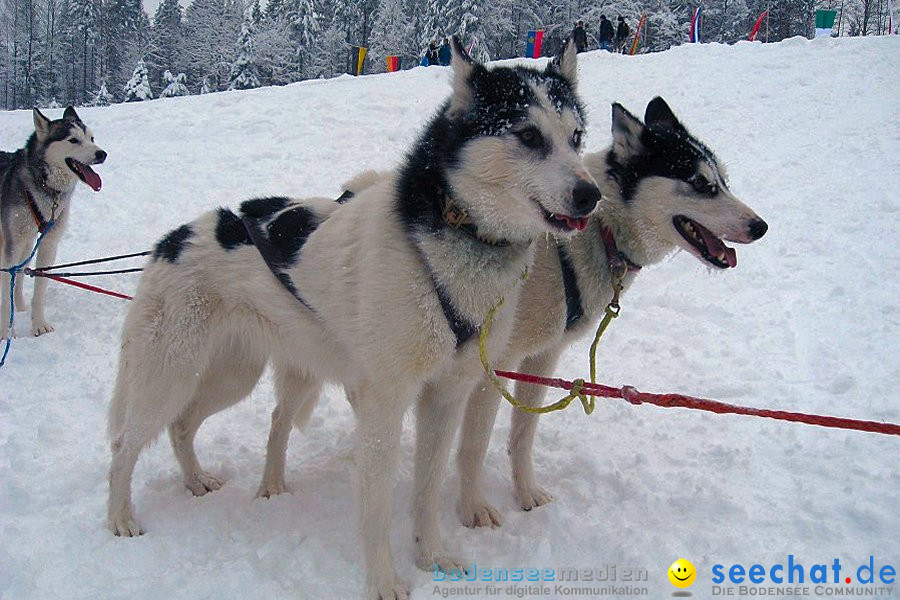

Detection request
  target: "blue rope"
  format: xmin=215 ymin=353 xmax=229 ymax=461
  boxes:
xmin=1 ymin=222 xmax=55 ymax=368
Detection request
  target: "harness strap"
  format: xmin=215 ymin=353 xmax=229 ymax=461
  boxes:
xmin=557 ymin=243 xmax=584 ymax=330
xmin=23 ymin=185 xmax=52 ymax=233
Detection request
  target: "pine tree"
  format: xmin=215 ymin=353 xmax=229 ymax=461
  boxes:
xmin=148 ymin=0 xmax=182 ymax=88
xmin=368 ymin=0 xmax=414 ymax=72
xmin=91 ymin=79 xmax=113 ymax=104
xmin=123 ymin=57 xmax=152 ymax=100
xmin=159 ymin=69 xmax=190 ymax=95
xmin=228 ymin=20 xmax=261 ymax=89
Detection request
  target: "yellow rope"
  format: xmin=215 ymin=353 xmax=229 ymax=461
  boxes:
xmin=478 ymin=267 xmax=625 ymax=415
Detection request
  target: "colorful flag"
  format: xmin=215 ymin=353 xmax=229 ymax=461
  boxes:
xmin=629 ymin=14 xmax=647 ymax=55
xmin=748 ymin=10 xmax=768 ymax=41
xmin=689 ymin=6 xmax=702 ymax=43
xmin=386 ymin=55 xmax=401 ymax=72
xmin=815 ymin=9 xmax=837 ymax=37
xmin=525 ymin=30 xmax=544 ymax=58
xmin=352 ymin=46 xmax=367 ymax=76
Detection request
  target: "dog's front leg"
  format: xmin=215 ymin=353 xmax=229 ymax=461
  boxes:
xmin=355 ymin=385 xmax=412 ymax=600
xmin=30 ymin=232 xmax=61 ymax=336
xmin=413 ymin=379 xmax=474 ymax=575
xmin=508 ymin=349 xmax=560 ymax=511
xmin=456 ymin=374 xmax=505 ymax=529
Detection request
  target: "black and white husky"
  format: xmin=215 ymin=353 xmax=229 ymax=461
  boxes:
xmin=106 ymin=38 xmax=600 ymax=599
xmin=454 ymin=98 xmax=769 ymax=526
xmin=1 ymin=107 xmax=106 ymax=339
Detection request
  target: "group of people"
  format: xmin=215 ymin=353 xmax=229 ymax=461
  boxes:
xmin=422 ymin=38 xmax=452 ymax=66
xmin=573 ymin=15 xmax=631 ymax=53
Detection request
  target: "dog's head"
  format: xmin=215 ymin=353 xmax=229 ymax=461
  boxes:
xmin=32 ymin=106 xmax=106 ymax=191
xmin=604 ymin=97 xmax=767 ymax=268
xmin=442 ymin=36 xmax=601 ymax=242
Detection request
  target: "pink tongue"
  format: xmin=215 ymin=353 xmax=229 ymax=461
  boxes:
xmin=697 ymin=223 xmax=737 ymax=267
xmin=79 ymin=163 xmax=102 ymax=191
xmin=558 ymin=215 xmax=590 ymax=231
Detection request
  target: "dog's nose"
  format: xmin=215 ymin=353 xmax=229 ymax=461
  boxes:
xmin=95 ymin=150 xmax=107 ymax=163
xmin=748 ymin=218 xmax=768 ymax=240
xmin=572 ymin=180 xmax=601 ymax=216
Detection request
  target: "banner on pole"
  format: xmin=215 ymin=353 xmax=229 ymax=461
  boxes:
xmin=748 ymin=10 xmax=768 ymax=40
xmin=630 ymin=14 xmax=647 ymax=55
xmin=689 ymin=7 xmax=702 ymax=42
xmin=815 ymin=9 xmax=837 ymax=37
xmin=386 ymin=55 xmax=400 ymax=72
xmin=525 ymin=30 xmax=544 ymax=58
xmin=352 ymin=46 xmax=367 ymax=76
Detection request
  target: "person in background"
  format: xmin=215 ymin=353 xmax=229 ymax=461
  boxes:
xmin=615 ymin=16 xmax=631 ymax=53
xmin=598 ymin=15 xmax=615 ymax=51
xmin=426 ymin=41 xmax=439 ymax=66
xmin=572 ymin=20 xmax=588 ymax=53
xmin=438 ymin=38 xmax=452 ymax=66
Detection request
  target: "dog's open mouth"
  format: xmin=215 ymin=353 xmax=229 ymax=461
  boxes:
xmin=538 ymin=203 xmax=590 ymax=232
xmin=65 ymin=158 xmax=102 ymax=191
xmin=673 ymin=215 xmax=736 ymax=269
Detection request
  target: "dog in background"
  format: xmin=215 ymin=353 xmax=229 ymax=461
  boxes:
xmin=1 ymin=107 xmax=106 ymax=339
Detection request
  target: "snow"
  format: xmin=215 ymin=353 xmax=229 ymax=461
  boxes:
xmin=1 ymin=36 xmax=898 ymax=599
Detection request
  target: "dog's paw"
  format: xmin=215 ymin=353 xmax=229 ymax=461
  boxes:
xmin=417 ymin=552 xmax=472 ymax=577
xmin=109 ymin=513 xmax=144 ymax=537
xmin=457 ymin=498 xmax=502 ymax=529
xmin=516 ymin=484 xmax=554 ymax=511
xmin=31 ymin=321 xmax=54 ymax=337
xmin=185 ymin=471 xmax=224 ymax=496
xmin=256 ymin=479 xmax=288 ymax=498
xmin=368 ymin=578 xmax=410 ymax=600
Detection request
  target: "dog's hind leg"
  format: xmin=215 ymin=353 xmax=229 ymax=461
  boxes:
xmin=257 ymin=363 xmax=321 ymax=498
xmin=354 ymin=384 xmax=413 ymax=600
xmin=168 ymin=344 xmax=266 ymax=496
xmin=30 ymin=231 xmax=61 ymax=336
xmin=508 ymin=350 xmax=558 ymax=511
xmin=456 ymin=376 xmax=505 ymax=529
xmin=413 ymin=378 xmax=475 ymax=575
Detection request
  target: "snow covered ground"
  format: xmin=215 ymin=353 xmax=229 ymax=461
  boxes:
xmin=1 ymin=36 xmax=898 ymax=600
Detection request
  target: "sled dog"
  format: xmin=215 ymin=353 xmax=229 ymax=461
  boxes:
xmin=1 ymin=107 xmax=106 ymax=339
xmin=106 ymin=37 xmax=600 ymax=599
xmin=454 ymin=97 xmax=769 ymax=526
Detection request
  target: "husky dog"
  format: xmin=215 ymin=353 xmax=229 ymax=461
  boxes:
xmin=1 ymin=107 xmax=106 ymax=339
xmin=106 ymin=38 xmax=600 ymax=599
xmin=454 ymin=98 xmax=768 ymax=527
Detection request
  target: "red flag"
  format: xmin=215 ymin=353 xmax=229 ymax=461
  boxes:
xmin=748 ymin=10 xmax=768 ymax=41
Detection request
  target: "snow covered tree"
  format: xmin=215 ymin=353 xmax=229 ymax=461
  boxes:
xmin=159 ymin=69 xmax=189 ymax=96
xmin=228 ymin=20 xmax=261 ymax=89
xmin=148 ymin=0 xmax=182 ymax=89
xmin=181 ymin=0 xmax=241 ymax=92
xmin=91 ymin=80 xmax=114 ymax=104
xmin=368 ymin=0 xmax=415 ymax=73
xmin=123 ymin=57 xmax=152 ymax=100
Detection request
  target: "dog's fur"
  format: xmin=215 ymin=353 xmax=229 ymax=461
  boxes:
xmin=1 ymin=107 xmax=106 ymax=339
xmin=453 ymin=98 xmax=769 ymax=527
xmin=106 ymin=38 xmax=600 ymax=599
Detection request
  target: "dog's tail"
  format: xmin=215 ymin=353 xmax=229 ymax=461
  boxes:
xmin=341 ymin=170 xmax=386 ymax=196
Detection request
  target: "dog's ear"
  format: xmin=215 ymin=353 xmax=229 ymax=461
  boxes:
xmin=644 ymin=97 xmax=685 ymax=134
xmin=611 ymin=103 xmax=645 ymax=158
xmin=33 ymin=108 xmax=51 ymax=141
xmin=63 ymin=106 xmax=81 ymax=122
xmin=448 ymin=35 xmax=481 ymax=118
xmin=546 ymin=36 xmax=578 ymax=88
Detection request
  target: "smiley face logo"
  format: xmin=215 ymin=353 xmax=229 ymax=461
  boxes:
xmin=668 ymin=558 xmax=696 ymax=588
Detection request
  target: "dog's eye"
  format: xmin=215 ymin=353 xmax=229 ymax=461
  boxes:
xmin=690 ymin=174 xmax=717 ymax=196
xmin=572 ymin=130 xmax=583 ymax=148
xmin=69 ymin=138 xmax=79 ymax=144
xmin=515 ymin=127 xmax=545 ymax=150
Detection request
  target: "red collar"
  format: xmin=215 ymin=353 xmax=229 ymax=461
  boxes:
xmin=598 ymin=220 xmax=641 ymax=275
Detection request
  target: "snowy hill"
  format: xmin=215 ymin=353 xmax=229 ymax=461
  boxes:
xmin=1 ymin=36 xmax=898 ymax=600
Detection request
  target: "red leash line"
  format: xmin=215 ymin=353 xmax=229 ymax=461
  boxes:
xmin=494 ymin=370 xmax=900 ymax=437
xmin=39 ymin=273 xmax=133 ymax=301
